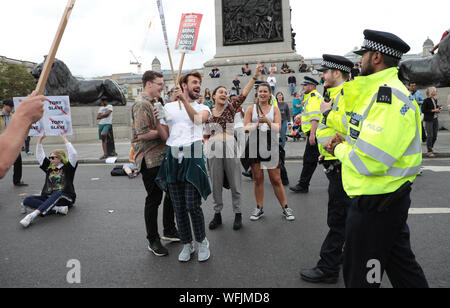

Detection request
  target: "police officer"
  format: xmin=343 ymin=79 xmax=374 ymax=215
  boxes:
xmin=326 ymin=30 xmax=428 ymax=288
xmin=290 ymin=76 xmax=322 ymax=194
xmin=300 ymin=55 xmax=354 ymax=284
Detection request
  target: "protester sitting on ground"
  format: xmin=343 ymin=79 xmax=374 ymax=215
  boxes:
xmin=281 ymin=61 xmax=291 ymax=74
xmin=422 ymin=87 xmax=441 ymax=157
xmin=209 ymin=66 xmax=221 ymax=78
xmin=431 ymin=28 xmax=450 ymax=54
xmin=123 ymin=147 xmax=138 ymax=179
xmin=0 ymin=92 xmax=45 ymax=179
xmin=20 ymin=133 xmax=78 ymax=228
xmin=242 ymin=63 xmax=252 ymax=76
xmin=260 ymin=62 xmax=269 ymax=75
xmin=204 ymin=64 xmax=263 ymax=232
xmin=242 ymin=83 xmax=295 ymax=221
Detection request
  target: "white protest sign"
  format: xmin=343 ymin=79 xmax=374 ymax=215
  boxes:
xmin=13 ymin=96 xmax=73 ymax=136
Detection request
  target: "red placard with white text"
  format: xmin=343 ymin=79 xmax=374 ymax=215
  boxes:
xmin=175 ymin=13 xmax=203 ymax=53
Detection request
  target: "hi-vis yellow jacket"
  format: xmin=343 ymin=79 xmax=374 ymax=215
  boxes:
xmin=334 ymin=68 xmax=422 ymax=197
xmin=317 ymin=84 xmax=345 ymax=160
xmin=300 ymin=90 xmax=322 ymax=134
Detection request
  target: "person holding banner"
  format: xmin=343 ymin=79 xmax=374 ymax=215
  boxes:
xmin=19 ymin=133 xmax=78 ymax=228
xmin=155 ymin=71 xmax=212 ymax=263
xmin=204 ymin=64 xmax=263 ymax=231
xmin=0 ymin=93 xmax=45 ymax=179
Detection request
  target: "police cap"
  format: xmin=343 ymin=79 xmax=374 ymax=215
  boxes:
xmin=354 ymin=29 xmax=411 ymax=59
xmin=318 ymin=54 xmax=354 ymax=73
xmin=300 ymin=76 xmax=319 ymax=86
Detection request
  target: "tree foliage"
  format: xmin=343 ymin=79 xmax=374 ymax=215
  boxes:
xmin=0 ymin=60 xmax=36 ymax=102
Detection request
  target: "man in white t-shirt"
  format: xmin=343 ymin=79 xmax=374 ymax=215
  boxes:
xmin=155 ymin=71 xmax=212 ymax=263
xmin=97 ymin=98 xmax=114 ymax=159
xmin=267 ymin=72 xmax=277 ymax=93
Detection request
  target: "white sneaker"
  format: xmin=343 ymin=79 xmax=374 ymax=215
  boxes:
xmin=250 ymin=207 xmax=264 ymax=221
xmin=20 ymin=202 xmax=27 ymax=215
xmin=282 ymin=207 xmax=295 ymax=221
xmin=20 ymin=214 xmax=34 ymax=228
xmin=198 ymin=238 xmax=210 ymax=262
xmin=54 ymin=206 xmax=69 ymax=215
xmin=178 ymin=242 xmax=195 ymax=262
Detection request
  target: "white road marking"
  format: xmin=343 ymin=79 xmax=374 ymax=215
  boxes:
xmin=422 ymin=166 xmax=450 ymax=172
xmin=409 ymin=208 xmax=450 ymax=215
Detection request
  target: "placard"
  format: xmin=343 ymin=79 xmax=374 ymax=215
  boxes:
xmin=13 ymin=96 xmax=73 ymax=136
xmin=175 ymin=13 xmax=203 ymax=53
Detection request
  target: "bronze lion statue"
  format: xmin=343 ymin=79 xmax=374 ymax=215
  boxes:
xmin=32 ymin=58 xmax=126 ymax=106
xmin=399 ymin=35 xmax=450 ymax=88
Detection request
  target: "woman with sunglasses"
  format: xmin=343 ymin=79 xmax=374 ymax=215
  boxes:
xmin=20 ymin=133 xmax=78 ymax=228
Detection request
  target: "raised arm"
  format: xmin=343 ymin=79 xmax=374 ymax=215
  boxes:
xmin=60 ymin=134 xmax=78 ymax=167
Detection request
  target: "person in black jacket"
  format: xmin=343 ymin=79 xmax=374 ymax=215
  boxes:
xmin=422 ymin=87 xmax=441 ymax=157
xmin=20 ymin=134 xmax=78 ymax=228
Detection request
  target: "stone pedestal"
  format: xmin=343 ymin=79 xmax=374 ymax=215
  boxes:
xmin=204 ymin=0 xmax=302 ymax=67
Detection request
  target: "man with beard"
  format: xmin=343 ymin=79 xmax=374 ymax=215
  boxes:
xmin=131 ymin=71 xmax=180 ymax=258
xmin=156 ymin=71 xmax=212 ymax=263
xmin=300 ymin=55 xmax=354 ymax=284
xmin=325 ymin=30 xmax=428 ymax=288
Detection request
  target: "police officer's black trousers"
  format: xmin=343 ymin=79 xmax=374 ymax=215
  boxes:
xmin=316 ymin=164 xmax=350 ymax=277
xmin=297 ymin=132 xmax=320 ymax=188
xmin=343 ymin=191 xmax=429 ymax=288
xmin=13 ymin=154 xmax=22 ymax=185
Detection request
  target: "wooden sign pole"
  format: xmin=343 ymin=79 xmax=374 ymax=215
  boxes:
xmin=175 ymin=52 xmax=186 ymax=109
xmin=35 ymin=0 xmax=76 ymax=95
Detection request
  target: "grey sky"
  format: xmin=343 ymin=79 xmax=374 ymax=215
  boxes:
xmin=0 ymin=0 xmax=447 ymax=78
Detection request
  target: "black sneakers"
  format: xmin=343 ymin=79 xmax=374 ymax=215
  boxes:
xmin=148 ymin=240 xmax=169 ymax=257
xmin=209 ymin=213 xmax=222 ymax=230
xmin=161 ymin=230 xmax=181 ymax=242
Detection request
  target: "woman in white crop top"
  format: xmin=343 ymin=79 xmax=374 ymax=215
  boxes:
xmin=243 ymin=83 xmax=295 ymax=222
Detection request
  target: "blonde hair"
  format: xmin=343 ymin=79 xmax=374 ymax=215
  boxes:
xmin=426 ymin=87 xmax=437 ymax=98
xmin=48 ymin=149 xmax=68 ymax=170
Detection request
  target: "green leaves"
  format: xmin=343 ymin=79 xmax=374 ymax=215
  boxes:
xmin=0 ymin=60 xmax=36 ymax=103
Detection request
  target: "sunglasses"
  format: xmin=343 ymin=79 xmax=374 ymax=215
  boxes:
xmin=48 ymin=156 xmax=58 ymax=160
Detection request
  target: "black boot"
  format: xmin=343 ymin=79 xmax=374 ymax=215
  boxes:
xmin=233 ymin=213 xmax=242 ymax=230
xmin=209 ymin=213 xmax=222 ymax=230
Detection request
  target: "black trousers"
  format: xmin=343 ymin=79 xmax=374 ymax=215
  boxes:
xmin=343 ymin=190 xmax=429 ymax=288
xmin=317 ymin=164 xmax=350 ymax=277
xmin=106 ymin=126 xmax=116 ymax=156
xmin=13 ymin=154 xmax=22 ymax=185
xmin=141 ymin=159 xmax=176 ymax=244
xmin=297 ymin=132 xmax=320 ymax=188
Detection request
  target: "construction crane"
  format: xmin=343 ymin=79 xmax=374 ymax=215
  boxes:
xmin=129 ymin=50 xmax=142 ymax=74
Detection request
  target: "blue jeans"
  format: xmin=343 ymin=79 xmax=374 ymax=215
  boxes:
xmin=289 ymin=84 xmax=296 ymax=95
xmin=23 ymin=191 xmax=73 ymax=216
xmin=281 ymin=120 xmax=288 ymax=148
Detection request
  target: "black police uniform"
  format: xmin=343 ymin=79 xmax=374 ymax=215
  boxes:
xmin=344 ymin=30 xmax=428 ymax=288
xmin=300 ymin=55 xmax=354 ymax=283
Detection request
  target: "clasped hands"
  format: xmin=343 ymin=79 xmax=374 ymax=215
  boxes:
xmin=324 ymin=133 xmax=345 ymax=156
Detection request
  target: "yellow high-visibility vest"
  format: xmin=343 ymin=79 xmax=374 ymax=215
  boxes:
xmin=334 ymin=68 xmax=422 ymax=197
xmin=317 ymin=85 xmax=345 ymax=160
xmin=300 ymin=90 xmax=322 ymax=134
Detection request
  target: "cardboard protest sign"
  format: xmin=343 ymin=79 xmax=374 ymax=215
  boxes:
xmin=13 ymin=96 xmax=73 ymax=136
xmin=175 ymin=13 xmax=203 ymax=53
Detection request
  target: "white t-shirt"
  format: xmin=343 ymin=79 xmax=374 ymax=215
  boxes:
xmin=160 ymin=101 xmax=211 ymax=147
xmin=98 ymin=105 xmax=113 ymax=125
xmin=234 ymin=108 xmax=244 ymax=129
xmin=267 ymin=76 xmax=277 ymax=87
